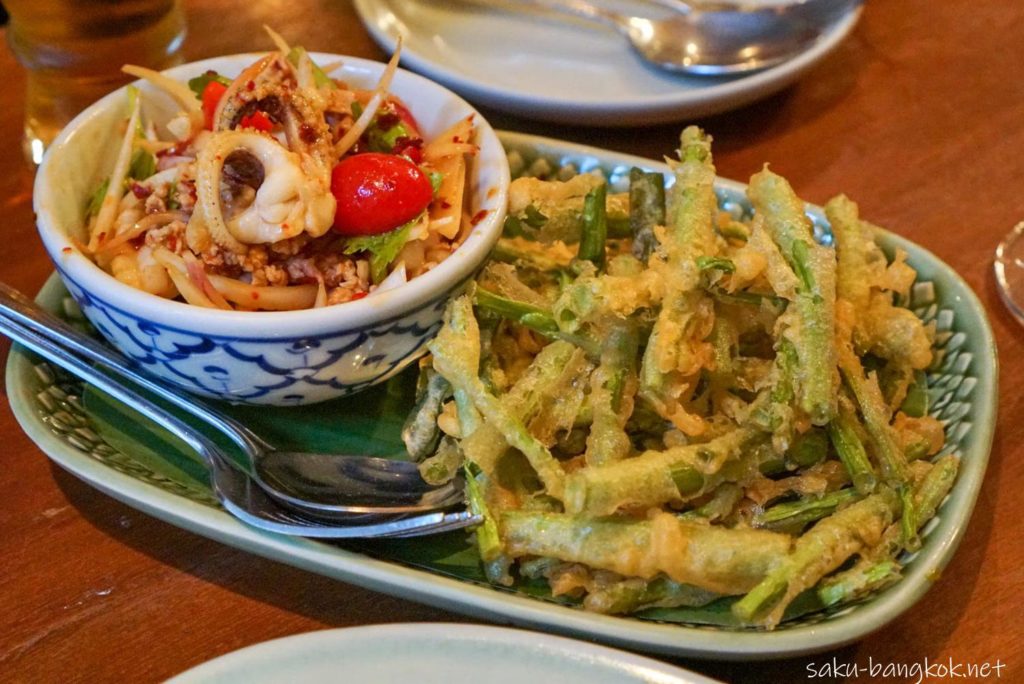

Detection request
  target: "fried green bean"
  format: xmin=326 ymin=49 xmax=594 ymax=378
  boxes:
xmin=464 ymin=461 xmax=508 ymax=584
xmin=474 ymin=287 xmax=599 ymax=355
xmin=839 ymin=353 xmax=908 ymax=485
xmin=748 ymin=168 xmax=837 ymax=425
xmin=491 ymin=238 xmax=568 ymax=273
xmin=401 ymin=367 xmax=450 ymax=461
xmin=629 ymin=167 xmax=666 ymax=262
xmin=585 ymin=320 xmax=639 ymax=466
xmin=733 ymin=487 xmax=898 ymax=627
xmin=413 ymin=132 xmax=950 ymax=629
xmin=817 ymin=454 xmax=959 ymax=605
xmin=577 ymin=183 xmax=608 ymax=268
xmin=828 ymin=397 xmax=879 ymax=494
xmin=584 ymin=577 xmax=720 ymax=615
xmin=755 ymin=487 xmax=863 ymax=531
xmin=501 ymin=509 xmax=792 ymax=596
xmin=564 ymin=428 xmax=759 ymax=515
xmin=639 ymin=127 xmax=717 ymax=427
xmin=430 ymin=295 xmax=566 ymax=498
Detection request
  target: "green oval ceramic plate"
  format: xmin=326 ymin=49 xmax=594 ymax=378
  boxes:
xmin=6 ymin=132 xmax=997 ymax=660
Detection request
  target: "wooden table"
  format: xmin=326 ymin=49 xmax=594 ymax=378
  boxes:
xmin=2 ymin=2 xmax=1021 ymax=681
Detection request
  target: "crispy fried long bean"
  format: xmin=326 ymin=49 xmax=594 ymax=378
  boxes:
xmin=564 ymin=427 xmax=759 ymax=515
xmin=748 ymin=169 xmax=837 ymax=425
xmin=733 ymin=487 xmax=898 ymax=627
xmin=430 ymin=295 xmax=566 ymax=499
xmin=501 ymin=510 xmax=792 ymax=596
xmin=638 ymin=126 xmax=717 ymax=432
xmin=585 ymin=320 xmax=639 ymax=466
xmin=629 ymin=167 xmax=666 ymax=262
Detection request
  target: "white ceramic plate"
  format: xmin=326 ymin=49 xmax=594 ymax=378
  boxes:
xmin=166 ymin=623 xmax=720 ymax=683
xmin=8 ymin=133 xmax=995 ymax=661
xmin=353 ymin=0 xmax=862 ymax=125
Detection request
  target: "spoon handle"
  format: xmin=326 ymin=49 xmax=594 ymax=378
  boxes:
xmin=0 ymin=303 xmax=222 ymax=466
xmin=0 ymin=282 xmax=267 ymax=460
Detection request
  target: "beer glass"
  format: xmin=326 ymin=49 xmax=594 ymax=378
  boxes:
xmin=5 ymin=0 xmax=186 ymax=165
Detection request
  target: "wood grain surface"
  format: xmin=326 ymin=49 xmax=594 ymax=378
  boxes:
xmin=1 ymin=1 xmax=1021 ymax=682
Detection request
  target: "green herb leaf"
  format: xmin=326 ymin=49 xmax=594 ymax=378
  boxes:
xmin=86 ymin=179 xmax=109 ymax=219
xmin=523 ymin=204 xmax=548 ymax=228
xmin=286 ymin=46 xmax=336 ymax=89
xmin=343 ymin=219 xmax=415 ymax=284
xmin=127 ymin=148 xmax=156 ymax=181
xmin=167 ymin=182 xmax=180 ymax=210
xmin=187 ymin=71 xmax=231 ymax=99
xmin=503 ymin=215 xmax=523 ymax=238
xmin=428 ymin=171 xmax=443 ymax=194
xmin=366 ymin=119 xmax=410 ymax=154
xmin=697 ymin=256 xmax=736 ymax=273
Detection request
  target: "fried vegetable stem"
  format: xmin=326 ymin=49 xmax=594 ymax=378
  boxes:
xmin=828 ymin=398 xmax=879 ymax=494
xmin=501 ymin=510 xmax=792 ymax=596
xmin=638 ymin=127 xmax=717 ymax=430
xmin=629 ymin=167 xmax=666 ymax=262
xmin=585 ymin=320 xmax=639 ymax=466
xmin=733 ymin=487 xmax=898 ymax=627
xmin=755 ymin=487 xmax=863 ymax=531
xmin=430 ymin=295 xmax=566 ymax=499
xmin=474 ymin=287 xmax=599 ymax=355
xmin=748 ymin=168 xmax=838 ymax=425
xmin=576 ymin=183 xmax=608 ymax=268
xmin=564 ymin=427 xmax=758 ymax=515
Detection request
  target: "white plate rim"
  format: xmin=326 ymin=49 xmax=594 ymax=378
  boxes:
xmin=165 ymin=623 xmax=720 ymax=683
xmin=352 ymin=0 xmax=863 ymax=125
xmin=8 ymin=132 xmax=996 ymax=661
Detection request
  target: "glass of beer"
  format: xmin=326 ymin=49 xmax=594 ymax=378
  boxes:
xmin=5 ymin=0 xmax=186 ymax=165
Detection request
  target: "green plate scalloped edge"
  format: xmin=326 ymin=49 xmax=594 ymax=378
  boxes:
xmin=6 ymin=132 xmax=997 ymax=660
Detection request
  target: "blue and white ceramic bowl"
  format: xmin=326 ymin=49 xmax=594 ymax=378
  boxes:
xmin=34 ymin=54 xmax=509 ymax=405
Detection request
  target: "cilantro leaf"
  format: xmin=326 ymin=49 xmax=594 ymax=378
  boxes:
xmin=343 ymin=219 xmax=415 ymax=284
xmin=366 ymin=120 xmax=411 ymax=154
xmin=523 ymin=204 xmax=548 ymax=228
xmin=187 ymin=71 xmax=231 ymax=99
xmin=286 ymin=47 xmax=336 ymax=89
xmin=696 ymin=256 xmax=736 ymax=274
xmin=86 ymin=179 xmax=109 ymax=219
xmin=128 ymin=148 xmax=156 ymax=181
xmin=428 ymin=171 xmax=443 ymax=194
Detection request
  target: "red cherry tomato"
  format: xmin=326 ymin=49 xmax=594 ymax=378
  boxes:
xmin=331 ymin=153 xmax=433 ymax=236
xmin=201 ymin=80 xmax=228 ymax=130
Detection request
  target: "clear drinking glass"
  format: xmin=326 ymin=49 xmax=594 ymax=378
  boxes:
xmin=994 ymin=221 xmax=1024 ymax=325
xmin=5 ymin=0 xmax=186 ymax=165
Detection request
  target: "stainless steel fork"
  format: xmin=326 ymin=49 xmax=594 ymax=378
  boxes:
xmin=0 ymin=281 xmax=465 ymax=519
xmin=0 ymin=305 xmax=480 ymax=539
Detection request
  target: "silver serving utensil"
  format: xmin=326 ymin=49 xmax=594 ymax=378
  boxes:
xmin=0 ymin=305 xmax=480 ymax=538
xmin=466 ymin=0 xmax=857 ymax=75
xmin=0 ymin=282 xmax=464 ymax=519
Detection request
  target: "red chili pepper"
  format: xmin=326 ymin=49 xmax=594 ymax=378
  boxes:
xmin=201 ymin=80 xmax=228 ymax=130
xmin=239 ymin=110 xmax=273 ymax=132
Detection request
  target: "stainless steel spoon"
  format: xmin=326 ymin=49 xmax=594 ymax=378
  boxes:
xmin=0 ymin=282 xmax=463 ymax=519
xmin=469 ymin=0 xmax=857 ymax=75
xmin=0 ymin=307 xmax=479 ymax=537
